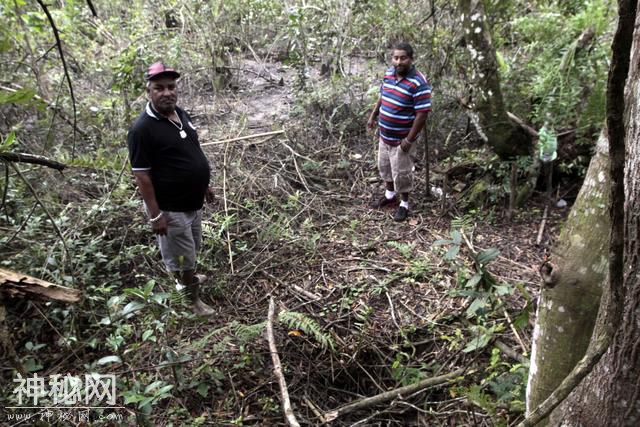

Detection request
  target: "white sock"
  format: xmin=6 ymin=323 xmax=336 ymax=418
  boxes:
xmin=400 ymin=200 xmax=409 ymax=209
xmin=385 ymin=190 xmax=396 ymax=200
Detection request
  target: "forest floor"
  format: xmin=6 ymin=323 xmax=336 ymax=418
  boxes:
xmin=133 ymin=56 xmax=572 ymax=425
xmin=0 ymin=56 xmax=573 ymax=426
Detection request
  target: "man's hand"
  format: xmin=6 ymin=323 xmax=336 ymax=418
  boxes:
xmin=367 ymin=115 xmax=377 ymax=130
xmin=151 ymin=214 xmax=168 ymax=236
xmin=205 ymin=187 xmax=215 ymax=203
xmin=400 ymin=138 xmax=413 ymax=153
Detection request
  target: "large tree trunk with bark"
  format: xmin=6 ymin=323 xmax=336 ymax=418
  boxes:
xmin=525 ymin=131 xmax=610 ymax=420
xmin=459 ymin=0 xmax=533 ymax=159
xmin=526 ymin=4 xmax=640 ymax=425
xmin=547 ymin=6 xmax=640 ymax=424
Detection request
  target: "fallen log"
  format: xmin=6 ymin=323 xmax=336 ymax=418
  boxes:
xmin=1 ymin=268 xmax=81 ymax=374
xmin=0 ymin=268 xmax=81 ymax=303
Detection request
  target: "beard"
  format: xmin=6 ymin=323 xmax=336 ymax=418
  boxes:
xmin=154 ymin=97 xmax=177 ymax=115
xmin=395 ymin=65 xmax=409 ymax=76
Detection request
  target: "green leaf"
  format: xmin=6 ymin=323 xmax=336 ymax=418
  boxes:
xmin=493 ymin=283 xmax=513 ymax=296
xmin=123 ymin=393 xmax=146 ymax=404
xmin=120 ymin=301 xmax=145 ymax=317
xmin=466 ymin=273 xmax=483 ymax=288
xmin=24 ymin=358 xmax=43 ymax=372
xmin=97 ymin=355 xmax=122 ymax=365
xmin=144 ymin=381 xmax=165 ymax=393
xmin=143 ymin=279 xmax=156 ymax=296
xmin=444 ymin=245 xmax=460 ymax=260
xmin=1 ymin=132 xmax=16 ymax=150
xmin=466 ymin=298 xmax=489 ymax=318
xmin=142 ymin=330 xmax=155 ymax=342
xmin=138 ymin=397 xmax=155 ymax=410
xmin=123 ymin=288 xmax=146 ymax=300
xmin=476 ymin=248 xmax=500 ymax=266
xmin=433 ymin=238 xmax=453 ymax=246
xmin=197 ymin=382 xmax=209 ymax=397
xmin=463 ymin=331 xmax=492 ymax=353
xmin=155 ymin=384 xmax=174 ymax=396
xmin=0 ymin=88 xmax=36 ymax=105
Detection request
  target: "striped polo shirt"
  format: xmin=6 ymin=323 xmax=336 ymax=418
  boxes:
xmin=378 ymin=66 xmax=432 ymax=146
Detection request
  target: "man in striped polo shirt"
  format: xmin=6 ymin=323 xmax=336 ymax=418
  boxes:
xmin=367 ymin=42 xmax=432 ymax=221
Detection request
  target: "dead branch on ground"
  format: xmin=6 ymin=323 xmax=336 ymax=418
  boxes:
xmin=267 ymin=297 xmax=301 ymax=427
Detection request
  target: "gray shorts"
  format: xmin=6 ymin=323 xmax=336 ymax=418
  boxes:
xmin=156 ymin=210 xmax=203 ymax=272
xmin=377 ymin=138 xmax=417 ymax=194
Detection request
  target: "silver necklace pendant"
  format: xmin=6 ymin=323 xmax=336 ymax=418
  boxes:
xmin=179 ymin=130 xmax=187 ymax=139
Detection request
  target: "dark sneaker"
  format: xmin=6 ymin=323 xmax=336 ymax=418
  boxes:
xmin=394 ymin=206 xmax=409 ymax=221
xmin=370 ymin=195 xmax=397 ymax=209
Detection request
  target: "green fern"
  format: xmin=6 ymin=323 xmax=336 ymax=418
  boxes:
xmin=278 ymin=311 xmax=335 ymax=351
xmin=233 ymin=321 xmax=267 ymax=346
xmin=169 ymin=287 xmax=187 ymax=306
xmin=451 ymin=215 xmax=474 ymax=231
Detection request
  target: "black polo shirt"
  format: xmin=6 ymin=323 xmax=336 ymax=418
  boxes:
xmin=127 ymin=103 xmax=210 ymax=212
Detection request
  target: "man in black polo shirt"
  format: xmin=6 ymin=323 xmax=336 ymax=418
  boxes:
xmin=127 ymin=62 xmax=215 ymax=316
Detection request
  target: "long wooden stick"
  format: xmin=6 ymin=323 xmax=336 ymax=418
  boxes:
xmin=536 ymin=205 xmax=549 ymax=245
xmin=267 ymin=298 xmax=301 ymax=427
xmin=324 ymin=368 xmax=465 ymax=421
xmin=222 ymin=139 xmax=235 ymax=274
xmin=201 ymin=130 xmax=284 ymax=147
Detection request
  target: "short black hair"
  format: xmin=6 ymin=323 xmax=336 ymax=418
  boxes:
xmin=393 ymin=42 xmax=414 ymax=59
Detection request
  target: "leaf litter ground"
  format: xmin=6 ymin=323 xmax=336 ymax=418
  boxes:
xmin=137 ymin=57 xmax=571 ymax=426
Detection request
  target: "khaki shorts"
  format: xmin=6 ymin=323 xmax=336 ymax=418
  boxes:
xmin=377 ymin=139 xmax=416 ymax=194
xmin=156 ymin=210 xmax=202 ymax=272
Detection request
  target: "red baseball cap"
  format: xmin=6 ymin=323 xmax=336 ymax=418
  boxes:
xmin=145 ymin=62 xmax=181 ymax=81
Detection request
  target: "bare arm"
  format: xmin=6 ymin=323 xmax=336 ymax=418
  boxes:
xmin=133 ymin=170 xmax=167 ymax=235
xmin=367 ymin=96 xmax=382 ymax=129
xmin=401 ymin=111 xmax=429 ymax=152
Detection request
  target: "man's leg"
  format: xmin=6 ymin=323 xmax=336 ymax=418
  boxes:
xmin=185 ymin=210 xmax=214 ymax=315
xmin=371 ymin=140 xmax=397 ymax=208
xmin=390 ymin=144 xmax=416 ymax=221
xmin=159 ymin=211 xmax=214 ymax=316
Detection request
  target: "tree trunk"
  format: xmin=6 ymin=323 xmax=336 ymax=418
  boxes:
xmin=525 ymin=131 xmax=610 ymax=421
xmin=459 ymin=0 xmax=533 ymax=159
xmin=548 ymin=5 xmax=640 ymax=424
xmin=527 ymin=4 xmax=640 ymax=424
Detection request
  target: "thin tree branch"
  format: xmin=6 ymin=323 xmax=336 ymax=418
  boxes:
xmin=324 ymin=368 xmax=466 ymax=422
xmin=0 ymin=162 xmax=8 ymax=214
xmin=85 ymin=0 xmax=97 ymax=17
xmin=9 ymin=163 xmax=70 ymax=264
xmin=0 ymin=152 xmax=66 ymax=171
xmin=267 ymin=297 xmax=301 ymax=427
xmin=36 ymin=0 xmax=78 ymax=157
xmin=1 ymin=202 xmax=37 ymax=248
